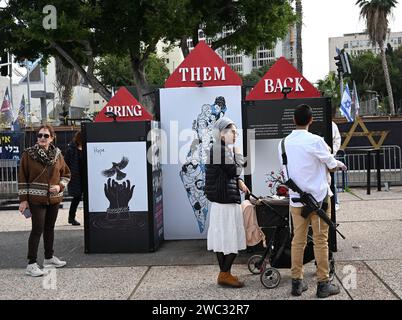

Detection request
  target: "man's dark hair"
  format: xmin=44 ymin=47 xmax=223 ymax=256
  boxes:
xmin=294 ymin=104 xmax=313 ymax=126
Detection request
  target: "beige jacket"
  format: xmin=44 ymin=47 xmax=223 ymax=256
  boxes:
xmin=241 ymin=200 xmax=266 ymax=247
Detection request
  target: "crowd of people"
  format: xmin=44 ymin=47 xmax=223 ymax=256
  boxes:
xmin=17 ymin=105 xmax=346 ymax=298
xmin=205 ymin=105 xmax=346 ymax=298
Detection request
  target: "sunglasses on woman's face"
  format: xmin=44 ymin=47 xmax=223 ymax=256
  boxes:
xmin=37 ymin=133 xmax=50 ymax=139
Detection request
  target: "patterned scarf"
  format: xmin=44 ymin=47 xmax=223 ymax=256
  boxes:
xmin=26 ymin=144 xmax=61 ymax=167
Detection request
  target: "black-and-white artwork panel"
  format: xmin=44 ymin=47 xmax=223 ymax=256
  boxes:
xmin=87 ymin=142 xmax=148 ymax=212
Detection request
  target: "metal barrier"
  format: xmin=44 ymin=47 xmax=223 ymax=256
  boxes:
xmin=0 ymin=159 xmax=18 ymax=199
xmin=335 ymin=151 xmax=348 ymax=192
xmin=341 ymin=145 xmax=402 ymax=188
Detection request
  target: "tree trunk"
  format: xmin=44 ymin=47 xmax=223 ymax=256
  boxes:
xmin=55 ymin=56 xmax=79 ymax=123
xmin=130 ymin=57 xmax=155 ymax=116
xmin=295 ymin=0 xmax=303 ymax=74
xmin=379 ymin=43 xmax=395 ymax=115
xmin=49 ymin=41 xmax=111 ymax=102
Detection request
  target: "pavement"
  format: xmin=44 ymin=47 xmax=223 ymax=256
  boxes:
xmin=0 ymin=187 xmax=401 ymax=300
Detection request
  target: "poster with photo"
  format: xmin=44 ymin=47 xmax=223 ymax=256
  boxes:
xmin=160 ymin=86 xmax=243 ymax=240
xmin=87 ymin=141 xmax=148 ymax=213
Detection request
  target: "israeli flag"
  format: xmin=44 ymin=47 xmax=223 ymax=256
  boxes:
xmin=340 ymin=84 xmax=353 ymax=122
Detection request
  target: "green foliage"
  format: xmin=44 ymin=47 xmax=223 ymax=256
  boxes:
xmin=144 ymin=54 xmax=170 ymax=87
xmin=0 ymin=0 xmax=296 ymax=112
xmin=95 ymin=55 xmax=133 ymax=88
xmin=316 ymin=72 xmax=342 ymax=111
xmin=317 ymin=46 xmax=402 ymax=113
xmin=356 ymin=0 xmax=398 ymax=45
xmin=349 ymin=51 xmax=382 ymax=93
xmin=95 ymin=53 xmax=169 ymax=88
xmin=188 ymin=0 xmax=296 ymax=54
xmin=241 ymin=60 xmax=276 ymax=84
xmin=356 ymin=0 xmax=399 ymax=114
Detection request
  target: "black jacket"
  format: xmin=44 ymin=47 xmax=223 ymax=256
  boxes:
xmin=204 ymin=142 xmax=245 ymax=204
xmin=64 ymin=143 xmax=83 ymax=197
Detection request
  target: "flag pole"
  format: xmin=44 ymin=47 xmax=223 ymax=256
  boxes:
xmin=339 ymin=72 xmax=344 ymax=99
xmin=9 ymin=52 xmax=14 ymax=111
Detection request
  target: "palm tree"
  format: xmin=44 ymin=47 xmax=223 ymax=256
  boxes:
xmin=295 ymin=0 xmax=303 ymax=74
xmin=356 ymin=0 xmax=398 ymax=115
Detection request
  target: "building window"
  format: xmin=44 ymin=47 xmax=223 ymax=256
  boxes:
xmin=344 ymin=42 xmax=349 ymax=49
xmin=94 ymin=100 xmax=99 ymax=104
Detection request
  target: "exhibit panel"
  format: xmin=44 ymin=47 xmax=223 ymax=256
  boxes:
xmin=160 ymin=41 xmax=244 ymax=240
xmin=82 ymin=121 xmax=163 ymax=253
xmin=245 ymin=98 xmax=332 ymax=197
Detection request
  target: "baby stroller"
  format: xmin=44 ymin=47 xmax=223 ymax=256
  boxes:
xmin=246 ymin=194 xmax=335 ymax=289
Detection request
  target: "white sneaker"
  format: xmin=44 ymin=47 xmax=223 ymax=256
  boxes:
xmin=26 ymin=263 xmax=45 ymax=277
xmin=43 ymin=256 xmax=67 ymax=268
xmin=335 ymin=204 xmax=340 ymax=211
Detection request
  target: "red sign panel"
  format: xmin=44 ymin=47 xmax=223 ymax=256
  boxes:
xmin=165 ymin=41 xmax=242 ymax=88
xmin=94 ymin=87 xmax=153 ymax=122
xmin=246 ymin=57 xmax=321 ymax=101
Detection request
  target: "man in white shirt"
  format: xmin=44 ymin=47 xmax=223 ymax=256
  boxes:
xmin=332 ymin=121 xmax=341 ymax=156
xmin=278 ymin=104 xmax=346 ymax=298
xmin=332 ymin=120 xmax=342 ymax=210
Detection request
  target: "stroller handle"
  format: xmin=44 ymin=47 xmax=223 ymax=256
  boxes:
xmin=247 ymin=192 xmax=288 ymax=223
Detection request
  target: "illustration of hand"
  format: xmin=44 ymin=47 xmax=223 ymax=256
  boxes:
xmin=118 ymin=179 xmax=135 ymax=207
xmin=104 ymin=178 xmax=119 ymax=209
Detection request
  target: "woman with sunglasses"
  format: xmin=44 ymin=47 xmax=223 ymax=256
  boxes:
xmin=205 ymin=117 xmax=249 ymax=288
xmin=18 ymin=124 xmax=71 ymax=277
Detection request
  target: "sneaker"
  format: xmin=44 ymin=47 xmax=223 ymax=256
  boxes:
xmin=43 ymin=256 xmax=67 ymax=268
xmin=69 ymin=219 xmax=81 ymax=226
xmin=26 ymin=263 xmax=45 ymax=277
xmin=316 ymin=281 xmax=340 ymax=298
xmin=335 ymin=204 xmax=340 ymax=211
xmin=291 ymin=279 xmax=308 ymax=296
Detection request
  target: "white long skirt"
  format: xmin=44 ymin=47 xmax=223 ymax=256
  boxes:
xmin=207 ymin=202 xmax=246 ymax=255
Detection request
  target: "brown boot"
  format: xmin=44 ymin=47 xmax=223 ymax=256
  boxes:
xmin=217 ymin=272 xmax=244 ymax=288
xmin=229 ymin=273 xmax=239 ymax=281
xmin=217 ymin=272 xmax=228 ymax=285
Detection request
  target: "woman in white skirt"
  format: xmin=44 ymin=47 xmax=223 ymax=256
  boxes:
xmin=205 ymin=117 xmax=249 ymax=288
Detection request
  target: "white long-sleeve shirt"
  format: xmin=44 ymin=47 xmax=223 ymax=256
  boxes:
xmin=278 ymin=129 xmax=338 ymax=207
xmin=332 ymin=122 xmax=341 ymax=155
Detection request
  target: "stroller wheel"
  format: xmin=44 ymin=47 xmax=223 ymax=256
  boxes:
xmin=260 ymin=267 xmax=281 ymax=289
xmin=247 ymin=255 xmax=264 ymax=274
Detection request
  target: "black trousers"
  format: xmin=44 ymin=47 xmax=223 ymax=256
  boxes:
xmin=216 ymin=252 xmax=237 ymax=272
xmin=68 ymin=195 xmax=82 ymax=221
xmin=27 ymin=203 xmax=59 ymax=264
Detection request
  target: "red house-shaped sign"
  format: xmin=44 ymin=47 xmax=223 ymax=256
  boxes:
xmin=94 ymin=86 xmax=153 ymax=122
xmin=246 ymin=57 xmax=321 ymax=101
xmin=165 ymin=41 xmax=242 ymax=88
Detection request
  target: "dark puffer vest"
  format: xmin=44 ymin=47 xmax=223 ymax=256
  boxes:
xmin=64 ymin=143 xmax=83 ymax=197
xmin=204 ymin=141 xmax=245 ymax=204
